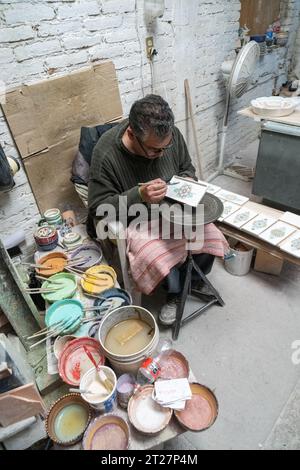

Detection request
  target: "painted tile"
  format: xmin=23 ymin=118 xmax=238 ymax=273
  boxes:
xmin=223 ymin=207 xmax=257 ymax=228
xmin=215 ymin=189 xmax=249 ymax=206
xmin=218 ymin=199 xmax=240 ymax=221
xmin=279 ymin=212 xmax=300 ymax=229
xmin=166 ymin=176 xmax=208 ymax=207
xmin=259 ymin=221 xmax=296 ymax=246
xmin=280 ymin=230 xmax=300 ymax=258
xmin=242 ymin=214 xmax=278 ymax=235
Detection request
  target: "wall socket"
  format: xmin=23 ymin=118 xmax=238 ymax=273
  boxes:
xmin=146 ymin=36 xmax=154 ymax=58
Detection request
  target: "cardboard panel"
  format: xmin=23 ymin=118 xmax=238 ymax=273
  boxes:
xmin=2 ymin=61 xmax=123 ymax=212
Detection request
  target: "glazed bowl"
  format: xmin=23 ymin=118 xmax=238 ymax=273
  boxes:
xmin=82 ymin=414 xmax=130 ymax=450
xmin=45 ymin=393 xmax=92 ymax=446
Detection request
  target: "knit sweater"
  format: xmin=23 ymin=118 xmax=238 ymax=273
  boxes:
xmin=88 ymin=119 xmax=196 ymax=221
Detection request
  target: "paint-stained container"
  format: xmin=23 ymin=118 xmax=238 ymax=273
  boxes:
xmin=80 ymin=366 xmax=117 ymax=412
xmin=116 ymin=374 xmax=136 ymax=409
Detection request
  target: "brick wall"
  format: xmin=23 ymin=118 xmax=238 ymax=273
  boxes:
xmin=0 ymin=0 xmax=299 ymax=252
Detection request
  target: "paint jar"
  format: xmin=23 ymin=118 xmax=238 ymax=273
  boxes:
xmin=80 ymin=366 xmax=117 ymax=413
xmin=116 ymin=374 xmax=136 ymax=409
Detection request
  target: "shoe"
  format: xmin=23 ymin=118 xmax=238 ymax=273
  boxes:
xmin=159 ymin=294 xmax=180 ymax=326
xmin=192 ymin=281 xmax=213 ymax=296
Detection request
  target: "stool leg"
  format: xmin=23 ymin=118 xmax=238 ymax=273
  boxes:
xmin=172 ymin=256 xmax=193 ymax=341
xmin=192 ymin=260 xmax=225 ymax=306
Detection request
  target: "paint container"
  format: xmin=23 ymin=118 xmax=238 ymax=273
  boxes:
xmin=58 ymin=337 xmax=105 ymax=386
xmin=128 ymin=385 xmax=172 ymax=435
xmin=81 ymin=265 xmax=116 ymax=295
xmin=41 ymin=273 xmax=77 ymax=303
xmin=93 ymin=288 xmax=132 ymax=312
xmin=69 ymin=244 xmax=103 ymax=270
xmin=45 ymin=393 xmax=92 ymax=446
xmin=36 ymin=252 xmax=68 ymax=277
xmin=53 ymin=335 xmax=76 ymax=360
xmin=98 ymin=306 xmax=159 ymax=375
xmin=116 ymin=374 xmax=136 ymax=409
xmin=159 ymin=350 xmax=190 ymax=380
xmin=44 ymin=208 xmax=63 ymax=227
xmin=62 ymin=232 xmax=82 ymax=250
xmin=82 ymin=415 xmax=130 ymax=450
xmin=174 ymin=383 xmax=218 ymax=432
xmin=34 ymin=225 xmax=58 ymax=251
xmin=80 ymin=365 xmax=117 ymax=412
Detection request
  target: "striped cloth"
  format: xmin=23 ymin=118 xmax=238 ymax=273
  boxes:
xmin=126 ymin=220 xmax=229 ymax=295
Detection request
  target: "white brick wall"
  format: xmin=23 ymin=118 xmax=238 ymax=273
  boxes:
xmin=0 ymin=0 xmax=299 ymax=253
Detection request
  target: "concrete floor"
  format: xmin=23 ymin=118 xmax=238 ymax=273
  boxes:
xmin=143 ymin=142 xmax=300 ymax=450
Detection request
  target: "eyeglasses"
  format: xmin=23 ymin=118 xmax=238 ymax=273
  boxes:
xmin=135 ymin=134 xmax=173 ymax=157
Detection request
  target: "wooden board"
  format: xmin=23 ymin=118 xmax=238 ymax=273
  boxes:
xmin=0 ymin=383 xmax=46 ymax=427
xmin=240 ymin=0 xmax=281 ymax=35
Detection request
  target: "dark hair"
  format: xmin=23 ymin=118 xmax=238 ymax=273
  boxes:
xmin=129 ymin=94 xmax=174 ymax=141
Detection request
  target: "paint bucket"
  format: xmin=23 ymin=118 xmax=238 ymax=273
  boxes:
xmin=80 ymin=366 xmax=117 ymax=412
xmin=224 ymin=241 xmax=254 ymax=276
xmin=98 ymin=306 xmax=159 ymax=375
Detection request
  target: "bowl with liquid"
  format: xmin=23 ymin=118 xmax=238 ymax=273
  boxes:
xmin=45 ymin=393 xmax=92 ymax=446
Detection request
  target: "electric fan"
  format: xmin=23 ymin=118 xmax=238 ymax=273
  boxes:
xmin=214 ymin=40 xmax=260 ymax=181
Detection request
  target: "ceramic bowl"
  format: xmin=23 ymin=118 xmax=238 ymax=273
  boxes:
xmin=127 ymin=385 xmax=172 ymax=435
xmin=82 ymin=414 xmax=130 ymax=450
xmin=45 ymin=393 xmax=92 ymax=446
xmin=36 ymin=252 xmax=68 ymax=277
xmin=174 ymin=383 xmax=218 ymax=432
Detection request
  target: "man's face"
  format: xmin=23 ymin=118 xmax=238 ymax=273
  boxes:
xmin=130 ymin=129 xmax=173 ymax=159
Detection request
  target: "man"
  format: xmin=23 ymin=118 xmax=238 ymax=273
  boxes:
xmin=88 ymin=94 xmax=215 ymax=325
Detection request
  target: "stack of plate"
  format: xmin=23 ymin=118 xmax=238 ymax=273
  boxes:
xmin=63 ymin=231 xmax=82 ymax=249
xmin=34 ymin=225 xmax=58 ymax=251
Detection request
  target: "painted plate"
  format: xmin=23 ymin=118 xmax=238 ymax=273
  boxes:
xmin=41 ymin=273 xmax=77 ymax=303
xmin=45 ymin=299 xmax=84 ymax=336
xmin=58 ymin=337 xmax=105 ymax=386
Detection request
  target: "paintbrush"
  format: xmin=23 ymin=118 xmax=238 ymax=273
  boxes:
xmin=138 ymin=181 xmax=179 ymax=186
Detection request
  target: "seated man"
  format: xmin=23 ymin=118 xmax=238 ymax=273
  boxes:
xmin=88 ymin=94 xmax=220 ymax=326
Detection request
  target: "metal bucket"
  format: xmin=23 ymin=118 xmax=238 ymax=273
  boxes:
xmin=224 ymin=243 xmax=254 ymax=276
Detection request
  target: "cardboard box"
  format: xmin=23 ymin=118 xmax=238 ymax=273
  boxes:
xmin=254 ymin=249 xmax=284 ymax=276
xmin=1 ymin=61 xmax=123 ymax=213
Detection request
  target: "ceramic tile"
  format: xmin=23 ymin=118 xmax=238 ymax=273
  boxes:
xmin=215 ymin=189 xmax=249 ymax=206
xmin=242 ymin=214 xmax=278 ymax=235
xmin=166 ymin=176 xmax=208 ymax=207
xmin=279 ymin=212 xmax=300 ymax=229
xmin=206 ymin=183 xmax=221 ymax=195
xmin=223 ymin=207 xmax=257 ymax=228
xmin=279 ymin=230 xmax=300 ymax=258
xmin=259 ymin=221 xmax=296 ymax=246
xmin=218 ymin=199 xmax=240 ymax=221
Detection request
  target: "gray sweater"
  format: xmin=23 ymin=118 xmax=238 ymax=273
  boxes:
xmin=88 ymin=119 xmax=196 ymax=220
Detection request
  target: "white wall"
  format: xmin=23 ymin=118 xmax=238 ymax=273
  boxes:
xmin=0 ymin=0 xmax=299 ymax=253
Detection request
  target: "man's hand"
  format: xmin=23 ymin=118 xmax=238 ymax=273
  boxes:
xmin=139 ymin=178 xmax=167 ymax=203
